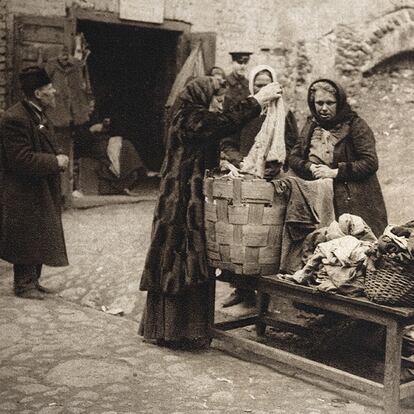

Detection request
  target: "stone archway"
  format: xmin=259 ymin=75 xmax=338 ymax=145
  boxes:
xmin=330 ymin=7 xmax=414 ymax=77
xmin=360 ymin=7 xmax=414 ymax=74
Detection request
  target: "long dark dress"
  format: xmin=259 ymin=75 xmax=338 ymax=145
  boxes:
xmin=289 ymin=78 xmax=387 ymax=237
xmin=139 ymin=77 xmax=261 ymax=344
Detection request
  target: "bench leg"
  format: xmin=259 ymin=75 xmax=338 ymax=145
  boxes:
xmin=383 ymin=320 xmax=403 ymax=414
xmin=256 ymin=292 xmax=270 ymax=336
xmin=208 ymin=270 xmax=217 ymax=335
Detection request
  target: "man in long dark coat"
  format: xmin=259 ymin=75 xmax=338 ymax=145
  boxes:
xmin=0 ymin=66 xmax=69 ymax=300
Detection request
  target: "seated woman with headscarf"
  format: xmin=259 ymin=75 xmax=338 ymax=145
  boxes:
xmin=75 ymin=99 xmax=148 ymax=195
xmin=139 ymin=76 xmax=282 ymax=349
xmin=221 ymin=64 xmax=299 ymax=179
xmin=289 ymin=79 xmax=387 ymax=237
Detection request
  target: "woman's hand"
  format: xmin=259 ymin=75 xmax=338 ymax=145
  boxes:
xmin=253 ymin=82 xmax=282 ymax=107
xmin=89 ymin=123 xmax=103 ymax=133
xmin=310 ymin=164 xmax=338 ymax=179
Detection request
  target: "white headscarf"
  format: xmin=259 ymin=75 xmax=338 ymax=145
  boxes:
xmin=248 ymin=64 xmax=277 ymax=95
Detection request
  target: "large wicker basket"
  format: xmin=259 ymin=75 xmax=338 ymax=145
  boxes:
xmin=203 ymin=175 xmax=287 ymax=275
xmin=364 ymin=256 xmax=414 ymax=306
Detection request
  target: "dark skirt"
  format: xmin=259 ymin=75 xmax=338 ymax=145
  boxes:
xmin=97 ymin=139 xmax=147 ymax=194
xmin=139 ymin=282 xmax=211 ymax=342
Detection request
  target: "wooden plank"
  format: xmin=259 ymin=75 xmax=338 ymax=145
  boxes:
xmin=242 ymin=263 xmax=261 ymax=275
xmin=204 ymin=177 xmax=214 ymax=200
xmin=248 ymin=203 xmax=264 ymax=225
xmin=383 ymin=321 xmax=403 ymax=414
xmin=74 ymin=8 xmax=191 ymax=33
xmin=245 ymin=247 xmax=259 ymax=263
xmin=212 ymin=179 xmax=233 ymax=199
xmin=259 ymin=246 xmax=279 ymax=265
xmin=214 ymin=316 xmax=257 ymax=331
xmin=21 ymin=25 xmax=64 ymax=44
xmin=259 ymin=281 xmax=394 ymax=326
xmin=232 ymin=178 xmax=242 ymax=206
xmin=219 ymin=245 xmax=231 ymax=262
xmin=230 ymin=245 xmax=244 ymax=264
xmin=215 ymin=222 xmax=232 ymax=244
xmin=261 ymin=316 xmax=312 ymax=337
xmin=242 ymin=180 xmax=274 ymax=203
xmin=400 ymin=379 xmax=414 ymax=400
xmin=206 ymin=221 xmax=216 ymax=242
xmin=233 ymin=225 xmax=243 ymax=244
xmin=204 ymin=201 xmax=217 ymax=221
xmin=211 ymin=329 xmax=383 ymax=397
xmin=260 ymin=276 xmax=414 ymax=318
xmin=256 ymin=292 xmax=270 ymax=336
xmin=243 ymin=225 xmax=268 ymax=247
xmin=228 ymin=205 xmax=248 ymax=224
xmin=216 ymin=199 xmax=228 ymax=221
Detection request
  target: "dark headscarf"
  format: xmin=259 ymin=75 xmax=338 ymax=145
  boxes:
xmin=178 ymin=76 xmax=225 ymax=108
xmin=307 ymin=78 xmax=357 ymax=129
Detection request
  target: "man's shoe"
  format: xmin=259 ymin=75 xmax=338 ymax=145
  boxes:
xmin=15 ymin=289 xmax=45 ymax=300
xmin=36 ymin=284 xmax=55 ymax=294
xmin=222 ymin=289 xmax=244 ymax=308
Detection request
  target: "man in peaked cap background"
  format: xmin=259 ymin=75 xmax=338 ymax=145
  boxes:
xmin=221 ymin=51 xmax=253 ymax=167
xmin=0 ymin=66 xmax=69 ymax=300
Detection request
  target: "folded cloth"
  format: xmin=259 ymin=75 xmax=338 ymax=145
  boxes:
xmin=286 ymin=233 xmax=372 ymax=296
xmin=241 ymin=97 xmax=286 ymax=178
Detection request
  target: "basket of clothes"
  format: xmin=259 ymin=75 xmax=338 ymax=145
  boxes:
xmin=203 ymin=175 xmax=287 ymax=275
xmin=364 ymin=222 xmax=414 ymax=306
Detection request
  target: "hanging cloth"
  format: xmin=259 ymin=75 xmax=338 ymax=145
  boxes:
xmin=240 ymin=65 xmax=286 ymax=177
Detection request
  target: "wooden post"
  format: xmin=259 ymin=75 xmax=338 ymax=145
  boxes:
xmin=256 ymin=292 xmax=270 ymax=336
xmin=208 ymin=267 xmax=217 ymax=339
xmin=383 ymin=319 xmax=403 ymax=414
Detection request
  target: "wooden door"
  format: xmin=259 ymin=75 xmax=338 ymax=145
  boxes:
xmin=12 ymin=15 xmax=75 ymax=103
xmin=163 ymin=32 xmax=217 ymax=146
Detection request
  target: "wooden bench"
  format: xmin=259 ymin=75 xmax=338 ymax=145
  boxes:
xmin=209 ymin=271 xmax=414 ymax=414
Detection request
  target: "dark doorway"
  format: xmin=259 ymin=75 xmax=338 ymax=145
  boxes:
xmin=77 ymin=20 xmax=180 ymax=171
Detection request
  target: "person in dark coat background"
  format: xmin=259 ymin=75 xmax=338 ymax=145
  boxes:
xmin=289 ymin=78 xmax=387 ymax=237
xmin=139 ymin=76 xmax=282 ymax=349
xmin=220 ymin=51 xmax=252 ymax=164
xmin=0 ymin=66 xmax=69 ymax=300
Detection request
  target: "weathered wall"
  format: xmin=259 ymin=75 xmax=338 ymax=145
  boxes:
xmin=7 ymin=0 xmax=411 ymax=71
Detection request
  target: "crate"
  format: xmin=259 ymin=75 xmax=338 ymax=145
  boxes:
xmin=203 ymin=176 xmax=287 ymax=275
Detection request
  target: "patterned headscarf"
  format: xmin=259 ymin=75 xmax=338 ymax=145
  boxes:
xmin=307 ymin=78 xmax=357 ymax=129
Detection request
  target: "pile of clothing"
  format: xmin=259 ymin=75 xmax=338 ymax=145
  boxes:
xmin=280 ymin=214 xmax=377 ymax=296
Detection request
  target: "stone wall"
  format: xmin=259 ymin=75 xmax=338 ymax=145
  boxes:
xmin=2 ymin=0 xmax=414 ymax=113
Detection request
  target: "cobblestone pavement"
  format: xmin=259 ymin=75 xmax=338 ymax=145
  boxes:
xmin=0 ymin=203 xmax=412 ymax=413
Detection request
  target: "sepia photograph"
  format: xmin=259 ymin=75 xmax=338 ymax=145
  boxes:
xmin=0 ymin=0 xmax=414 ymax=412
